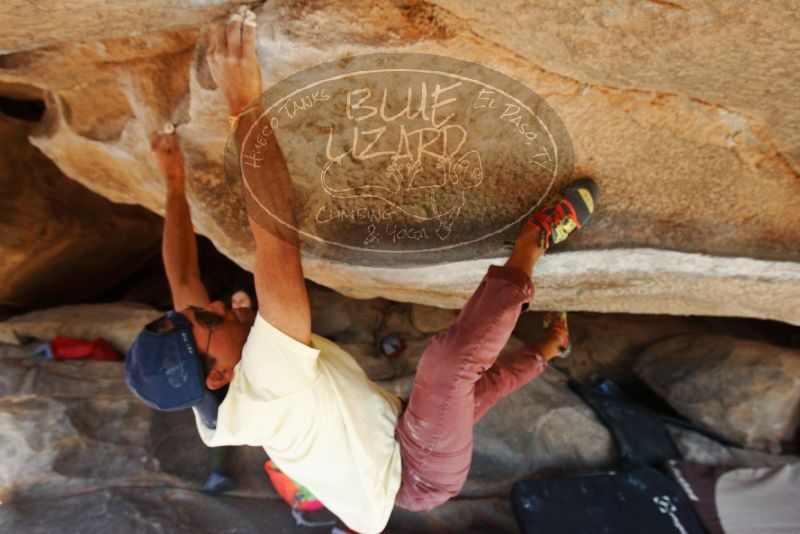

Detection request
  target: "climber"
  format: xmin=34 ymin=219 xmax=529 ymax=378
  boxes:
xmin=124 ymin=7 xmax=599 ymax=533
xmin=142 ymin=114 xmax=242 ymax=496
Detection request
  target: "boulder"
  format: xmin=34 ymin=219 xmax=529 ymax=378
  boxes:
xmin=514 ymin=311 xmax=708 ymax=383
xmin=310 ymin=305 xmax=352 ymax=339
xmin=411 ymin=303 xmax=459 ymax=333
xmin=466 ymin=367 xmax=616 ymax=496
xmin=1 ymin=486 xmax=517 ymax=534
xmin=635 ymin=334 xmax=800 ymax=452
xmin=388 ymin=498 xmax=518 ymax=533
xmin=669 ymin=426 xmax=800 ymax=470
xmin=304 ymin=252 xmax=800 ymax=325
xmin=0 ymin=350 xmax=286 ymax=501
xmin=0 ymin=328 xmax=614 ymax=532
xmin=0 ymin=303 xmax=162 ymax=353
xmin=0 ymin=115 xmax=161 ymax=313
xmin=0 ymin=0 xmax=242 ymax=53
xmin=0 ymin=1 xmax=797 ymax=322
xmin=0 ymin=488 xmax=301 ymax=534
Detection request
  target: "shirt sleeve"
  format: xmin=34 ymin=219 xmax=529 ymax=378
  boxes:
xmin=237 ymin=311 xmax=321 ymax=399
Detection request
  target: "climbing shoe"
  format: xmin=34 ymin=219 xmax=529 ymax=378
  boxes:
xmin=202 ymin=470 xmax=236 ymax=494
xmin=543 ymin=311 xmax=571 ymax=358
xmin=527 ymin=177 xmax=599 ymax=250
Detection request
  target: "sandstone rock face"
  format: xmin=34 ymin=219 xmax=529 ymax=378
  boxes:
xmin=0 ymin=1 xmax=243 ymax=53
xmin=306 ymin=251 xmax=800 ymax=325
xmin=411 ymin=303 xmax=458 ymax=333
xmin=0 ymin=115 xmax=161 ymax=313
xmin=1 ymin=1 xmax=799 ymax=322
xmin=0 ymin=302 xmax=162 ymax=352
xmin=514 ymin=311 xmax=706 ymax=383
xmin=429 ymin=0 xmax=800 ymax=173
xmin=635 ymin=334 xmax=800 ymax=452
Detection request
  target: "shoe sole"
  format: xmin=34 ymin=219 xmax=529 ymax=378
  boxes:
xmin=562 ymin=177 xmax=600 ymax=227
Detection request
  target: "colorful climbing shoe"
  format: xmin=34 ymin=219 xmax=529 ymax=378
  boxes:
xmin=543 ymin=311 xmax=571 ymax=358
xmin=527 ymin=177 xmax=599 ymax=250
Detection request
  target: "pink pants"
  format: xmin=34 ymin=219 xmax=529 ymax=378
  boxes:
xmin=395 ymin=265 xmax=548 ymax=511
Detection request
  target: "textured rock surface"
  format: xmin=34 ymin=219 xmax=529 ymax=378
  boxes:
xmin=0 ymin=341 xmax=612 ymax=533
xmin=411 ymin=303 xmax=458 ymax=333
xmin=515 ymin=311 xmax=706 ymax=383
xmin=2 ymin=300 xmax=798 ymax=532
xmin=515 ymin=311 xmax=800 ymax=384
xmin=466 ymin=369 xmax=616 ymax=496
xmin=669 ymin=426 xmax=800 ymax=470
xmin=306 ymin=251 xmax=800 ymax=325
xmin=429 ymin=0 xmax=800 ymax=173
xmin=0 ymin=303 xmax=162 ymax=352
xmin=2 ymin=489 xmax=303 ymax=534
xmin=0 ymin=0 xmax=798 ymax=322
xmin=635 ymin=334 xmax=800 ymax=452
xmin=3 ymin=326 xmax=797 ymax=532
xmin=0 ymin=1 xmax=244 ymax=53
xmin=0 ymin=115 xmax=161 ymax=313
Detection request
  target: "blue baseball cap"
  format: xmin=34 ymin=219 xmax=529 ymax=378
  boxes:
xmin=125 ymin=311 xmax=220 ymax=429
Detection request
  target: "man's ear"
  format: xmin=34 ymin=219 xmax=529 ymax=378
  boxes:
xmin=206 ymin=368 xmax=231 ymax=390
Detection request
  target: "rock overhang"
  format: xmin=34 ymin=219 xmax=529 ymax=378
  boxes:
xmin=0 ymin=0 xmax=798 ymax=323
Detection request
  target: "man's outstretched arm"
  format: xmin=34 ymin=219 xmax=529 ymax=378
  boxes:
xmin=152 ymin=130 xmax=211 ymax=311
xmin=207 ymin=8 xmax=312 ymax=345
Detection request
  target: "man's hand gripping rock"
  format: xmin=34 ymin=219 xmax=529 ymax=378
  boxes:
xmin=207 ymin=6 xmax=264 ymax=117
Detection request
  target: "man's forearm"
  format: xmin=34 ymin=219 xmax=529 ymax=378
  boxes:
xmin=152 ymin=129 xmax=210 ymax=310
xmin=233 ymin=105 xmax=300 ymax=246
xmin=163 ymin=182 xmax=202 ymax=287
xmin=206 ymin=5 xmax=312 ymax=344
xmin=230 ymin=103 xmax=312 ymax=344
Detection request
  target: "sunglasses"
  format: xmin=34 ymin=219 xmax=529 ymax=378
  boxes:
xmin=186 ymin=306 xmax=224 ymax=357
xmin=144 ymin=306 xmax=225 ymax=361
xmin=186 ymin=306 xmax=224 ymax=326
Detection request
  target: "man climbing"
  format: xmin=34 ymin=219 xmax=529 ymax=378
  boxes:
xmin=147 ymin=112 xmax=241 ymax=496
xmin=125 ymin=7 xmax=599 ymax=533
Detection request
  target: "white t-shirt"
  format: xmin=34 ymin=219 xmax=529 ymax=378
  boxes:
xmin=193 ymin=312 xmax=403 ymax=534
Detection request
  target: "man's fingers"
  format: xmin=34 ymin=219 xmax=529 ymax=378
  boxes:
xmin=213 ymin=19 xmax=228 ymax=57
xmin=151 ymin=131 xmax=178 ymax=154
xmin=226 ymin=11 xmax=243 ymax=55
xmin=162 ymin=134 xmax=177 ymax=153
xmin=153 ymin=137 xmax=169 ymax=154
xmin=244 ymin=7 xmax=257 ymax=27
xmin=207 ymin=27 xmax=217 ymax=57
xmin=242 ymin=9 xmax=257 ymax=51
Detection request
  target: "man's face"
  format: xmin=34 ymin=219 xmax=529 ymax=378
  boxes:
xmin=179 ymin=300 xmax=256 ymax=390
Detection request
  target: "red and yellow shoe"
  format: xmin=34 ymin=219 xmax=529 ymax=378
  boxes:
xmin=543 ymin=311 xmax=571 ymax=358
xmin=528 ymin=177 xmax=599 ymax=250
